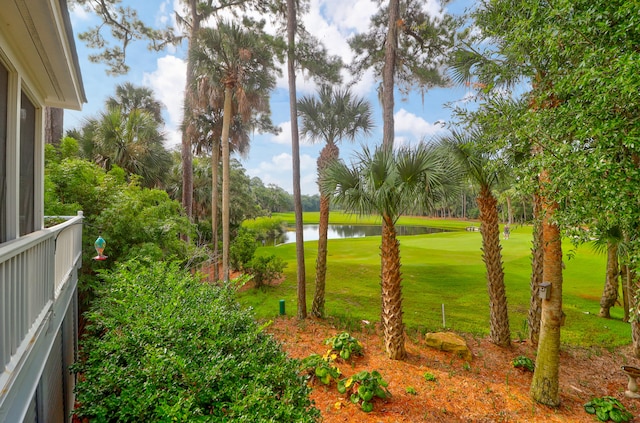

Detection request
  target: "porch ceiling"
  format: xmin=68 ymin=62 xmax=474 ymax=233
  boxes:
xmin=0 ymin=0 xmax=86 ymax=110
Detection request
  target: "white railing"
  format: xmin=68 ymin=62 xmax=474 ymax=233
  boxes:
xmin=0 ymin=211 xmax=83 ymax=399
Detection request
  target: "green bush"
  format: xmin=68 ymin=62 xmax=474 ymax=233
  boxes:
xmin=242 ymin=217 xmax=287 ymax=242
xmin=230 ymin=228 xmax=258 ymax=271
xmin=247 ymin=255 xmax=286 ymax=289
xmin=72 ymin=260 xmax=319 ymax=422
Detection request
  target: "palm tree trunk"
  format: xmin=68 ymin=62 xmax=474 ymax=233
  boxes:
xmin=211 ymin=141 xmax=220 ymax=281
xmin=221 ymin=85 xmax=233 ymax=283
xmin=622 ymin=264 xmax=631 ymax=322
xmin=381 ymin=215 xmax=406 ymax=360
xmin=630 ymin=268 xmax=640 ymax=357
xmin=478 ymin=187 xmax=510 ymax=347
xmin=312 ymin=193 xmax=330 ymax=318
xmin=180 ymin=0 xmax=200 ymax=219
xmin=529 ymin=192 xmax=543 ymax=346
xmin=312 ymin=143 xmax=339 ymax=318
xmin=287 ymin=0 xmax=306 ymax=319
xmin=530 ymin=176 xmax=563 ymax=407
xmin=599 ymin=241 xmax=619 ymax=318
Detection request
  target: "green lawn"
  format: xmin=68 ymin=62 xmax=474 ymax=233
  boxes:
xmin=237 ymin=213 xmax=630 ymax=348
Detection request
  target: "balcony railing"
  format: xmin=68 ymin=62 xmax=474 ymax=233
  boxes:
xmin=0 ymin=211 xmax=83 ymax=404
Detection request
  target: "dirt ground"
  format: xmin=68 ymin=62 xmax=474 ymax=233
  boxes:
xmin=266 ymin=316 xmax=640 ymax=423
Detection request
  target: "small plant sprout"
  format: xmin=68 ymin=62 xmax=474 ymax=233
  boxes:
xmin=423 ymin=372 xmax=437 ymax=382
xmin=512 ymin=356 xmax=535 ymax=372
xmin=324 ymin=332 xmax=364 ymax=361
xmin=406 ymin=386 xmax=417 ymax=395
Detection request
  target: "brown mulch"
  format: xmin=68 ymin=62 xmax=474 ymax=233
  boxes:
xmin=266 ymin=316 xmax=640 ymax=422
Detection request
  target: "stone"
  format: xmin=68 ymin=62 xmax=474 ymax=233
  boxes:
xmin=424 ymin=332 xmax=472 ymax=361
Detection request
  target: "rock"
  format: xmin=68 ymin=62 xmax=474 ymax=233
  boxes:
xmin=424 ymin=332 xmax=472 ymax=361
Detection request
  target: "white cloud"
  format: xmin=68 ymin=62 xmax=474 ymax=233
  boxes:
xmin=163 ymin=127 xmax=182 ymax=149
xmin=248 ymin=153 xmax=318 ymax=195
xmin=69 ymin=3 xmax=92 ymax=22
xmin=319 ymin=0 xmax=377 ymax=34
xmin=142 ymin=55 xmax=187 ymax=129
xmin=394 ymin=109 xmax=447 ymax=140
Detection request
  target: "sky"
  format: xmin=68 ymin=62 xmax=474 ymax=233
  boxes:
xmin=65 ymin=0 xmax=472 ymax=196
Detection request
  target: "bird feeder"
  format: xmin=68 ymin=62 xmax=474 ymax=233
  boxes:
xmin=93 ymin=236 xmax=108 ymax=261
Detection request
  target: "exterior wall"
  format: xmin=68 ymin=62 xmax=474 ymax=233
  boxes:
xmin=0 ymin=1 xmax=85 ymax=422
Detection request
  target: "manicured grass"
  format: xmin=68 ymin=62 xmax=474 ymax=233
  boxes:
xmin=237 ymin=214 xmax=630 ymax=348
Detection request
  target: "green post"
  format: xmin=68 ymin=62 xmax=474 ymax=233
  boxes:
xmin=279 ymin=299 xmax=285 ymax=315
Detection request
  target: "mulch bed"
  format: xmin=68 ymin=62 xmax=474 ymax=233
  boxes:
xmin=267 ymin=316 xmax=640 ymax=422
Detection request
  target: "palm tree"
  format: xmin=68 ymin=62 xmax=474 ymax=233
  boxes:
xmin=190 ymin=21 xmax=277 ymax=282
xmin=320 ymin=143 xmax=452 ymax=360
xmin=442 ymin=129 xmax=511 ymax=347
xmin=188 ymin=79 xmax=257 ymax=278
xmin=106 ymin=82 xmax=164 ymax=123
xmin=91 ymin=107 xmax=171 ymax=187
xmin=592 ymin=226 xmax=624 ymax=318
xmin=297 ymin=86 xmax=373 ymax=318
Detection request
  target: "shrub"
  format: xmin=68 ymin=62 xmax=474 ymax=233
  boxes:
xmin=230 ymin=228 xmax=258 ymax=271
xmin=242 ymin=216 xmax=287 ymax=242
xmin=247 ymin=254 xmax=286 ymax=289
xmin=72 ymin=260 xmax=319 ymax=422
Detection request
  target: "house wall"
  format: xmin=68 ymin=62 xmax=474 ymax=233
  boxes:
xmin=0 ymin=1 xmax=85 ymax=422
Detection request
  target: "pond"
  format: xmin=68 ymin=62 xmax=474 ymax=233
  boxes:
xmin=271 ymin=224 xmax=449 ymax=245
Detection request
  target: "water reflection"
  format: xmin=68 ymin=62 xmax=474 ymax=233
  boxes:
xmin=271 ymin=224 xmax=448 ymax=245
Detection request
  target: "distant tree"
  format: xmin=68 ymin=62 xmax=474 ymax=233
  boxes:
xmin=190 ymin=21 xmax=278 ymax=282
xmin=106 ymin=82 xmax=164 ymax=123
xmin=71 ymin=0 xmax=270 ymax=219
xmin=301 ymin=194 xmax=320 ymax=212
xmin=349 ymin=0 xmax=459 ymax=148
xmin=89 ymin=107 xmax=171 ymax=188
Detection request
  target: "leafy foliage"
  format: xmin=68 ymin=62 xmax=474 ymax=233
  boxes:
xmin=247 ymin=254 xmax=286 ymax=289
xmin=584 ymin=396 xmax=633 ymax=422
xmin=300 ymin=353 xmax=341 ymax=386
xmin=512 ymin=356 xmax=535 ymax=372
xmin=72 ymin=260 xmax=319 ymax=422
xmin=337 ymin=370 xmax=391 ymax=413
xmin=241 ymin=216 xmax=287 ymax=243
xmin=230 ymin=228 xmax=258 ymax=271
xmin=423 ymin=372 xmax=437 ymax=382
xmin=324 ymin=332 xmax=364 ymax=361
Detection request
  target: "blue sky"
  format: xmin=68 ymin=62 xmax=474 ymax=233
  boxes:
xmin=65 ymin=0 xmax=472 ymax=195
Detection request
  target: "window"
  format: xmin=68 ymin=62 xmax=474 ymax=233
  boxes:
xmin=20 ymin=91 xmax=35 ymax=236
